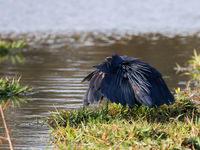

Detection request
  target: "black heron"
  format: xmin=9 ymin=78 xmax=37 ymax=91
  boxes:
xmin=82 ymin=54 xmax=175 ymax=107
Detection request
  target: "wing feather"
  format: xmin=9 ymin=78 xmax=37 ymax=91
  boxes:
xmin=123 ymin=58 xmax=174 ymax=107
xmin=100 ymin=69 xmax=135 ymax=107
xmin=148 ymin=68 xmax=175 ymax=105
xmin=83 ymin=71 xmax=104 ymax=105
xmin=82 ymin=70 xmax=97 ymax=82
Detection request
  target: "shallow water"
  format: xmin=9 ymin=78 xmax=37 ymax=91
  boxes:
xmin=0 ymin=32 xmax=200 ymax=149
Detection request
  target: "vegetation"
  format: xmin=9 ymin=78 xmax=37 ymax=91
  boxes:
xmin=0 ymin=40 xmax=26 ymax=63
xmin=177 ymin=50 xmax=200 ymax=84
xmin=0 ymin=40 xmax=26 ymax=54
xmin=0 ymin=40 xmax=27 ymax=149
xmin=0 ymin=77 xmax=32 ymax=105
xmin=47 ymin=50 xmax=200 ymax=150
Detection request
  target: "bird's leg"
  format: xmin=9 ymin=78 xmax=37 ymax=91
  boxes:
xmin=83 ymin=89 xmax=89 ymax=107
xmin=105 ymin=100 xmax=110 ymax=110
xmin=97 ymin=99 xmax=102 ymax=108
xmin=97 ymin=96 xmax=104 ymax=109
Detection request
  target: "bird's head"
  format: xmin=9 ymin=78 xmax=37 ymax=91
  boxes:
xmin=110 ymin=54 xmax=124 ymax=68
xmin=93 ymin=54 xmax=124 ymax=73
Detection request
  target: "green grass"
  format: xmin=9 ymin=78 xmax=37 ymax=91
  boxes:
xmin=47 ymin=50 xmax=200 ymax=150
xmin=0 ymin=40 xmax=26 ymax=63
xmin=0 ymin=40 xmax=26 ymax=54
xmin=177 ymin=49 xmax=200 ymax=85
xmin=47 ymin=98 xmax=200 ymax=149
xmin=0 ymin=77 xmax=32 ymax=105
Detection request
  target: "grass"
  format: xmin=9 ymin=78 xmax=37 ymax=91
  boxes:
xmin=0 ymin=77 xmax=32 ymax=105
xmin=0 ymin=40 xmax=26 ymax=54
xmin=0 ymin=40 xmax=26 ymax=63
xmin=47 ymin=50 xmax=200 ymax=150
xmin=186 ymin=50 xmax=200 ymax=84
xmin=48 ymin=99 xmax=200 ymax=149
xmin=176 ymin=49 xmax=200 ymax=85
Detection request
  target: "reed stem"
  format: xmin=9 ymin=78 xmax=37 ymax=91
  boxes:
xmin=0 ymin=104 xmax=13 ymax=150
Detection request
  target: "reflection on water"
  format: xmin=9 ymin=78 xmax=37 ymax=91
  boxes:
xmin=0 ymin=54 xmax=25 ymax=64
xmin=0 ymin=33 xmax=200 ymax=149
xmin=0 ymin=96 xmax=27 ymax=106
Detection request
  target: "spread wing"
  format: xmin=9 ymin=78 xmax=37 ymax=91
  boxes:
xmin=82 ymin=70 xmax=104 ymax=106
xmin=124 ymin=58 xmax=175 ymax=107
xmin=147 ymin=67 xmax=175 ymax=106
xmin=82 ymin=69 xmax=136 ymax=107
xmin=100 ymin=69 xmax=135 ymax=107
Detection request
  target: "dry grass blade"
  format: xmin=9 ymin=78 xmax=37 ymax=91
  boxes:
xmin=0 ymin=105 xmax=13 ymax=150
xmin=0 ymin=135 xmax=8 ymax=140
xmin=3 ymin=99 xmax=11 ymax=111
xmin=83 ymin=133 xmax=111 ymax=145
xmin=73 ymin=127 xmax=111 ymax=145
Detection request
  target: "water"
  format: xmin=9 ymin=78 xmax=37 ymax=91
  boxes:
xmin=1 ymin=0 xmax=200 ymax=149
xmin=0 ymin=0 xmax=200 ymax=34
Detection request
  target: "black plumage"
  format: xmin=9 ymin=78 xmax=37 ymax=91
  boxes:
xmin=82 ymin=54 xmax=175 ymax=107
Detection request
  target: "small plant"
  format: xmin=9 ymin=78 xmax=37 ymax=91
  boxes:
xmin=176 ymin=49 xmax=200 ymax=105
xmin=0 ymin=77 xmax=32 ymax=105
xmin=0 ymin=76 xmax=32 ymax=150
xmin=0 ymin=40 xmax=26 ymax=54
xmin=0 ymin=40 xmax=26 ymax=64
xmin=188 ymin=50 xmax=200 ymax=79
xmin=177 ymin=49 xmax=200 ymax=85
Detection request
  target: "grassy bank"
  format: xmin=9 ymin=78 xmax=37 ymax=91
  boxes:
xmin=47 ymin=51 xmax=200 ymax=150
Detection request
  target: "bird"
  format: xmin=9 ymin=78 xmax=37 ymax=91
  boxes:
xmin=82 ymin=54 xmax=175 ymax=108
